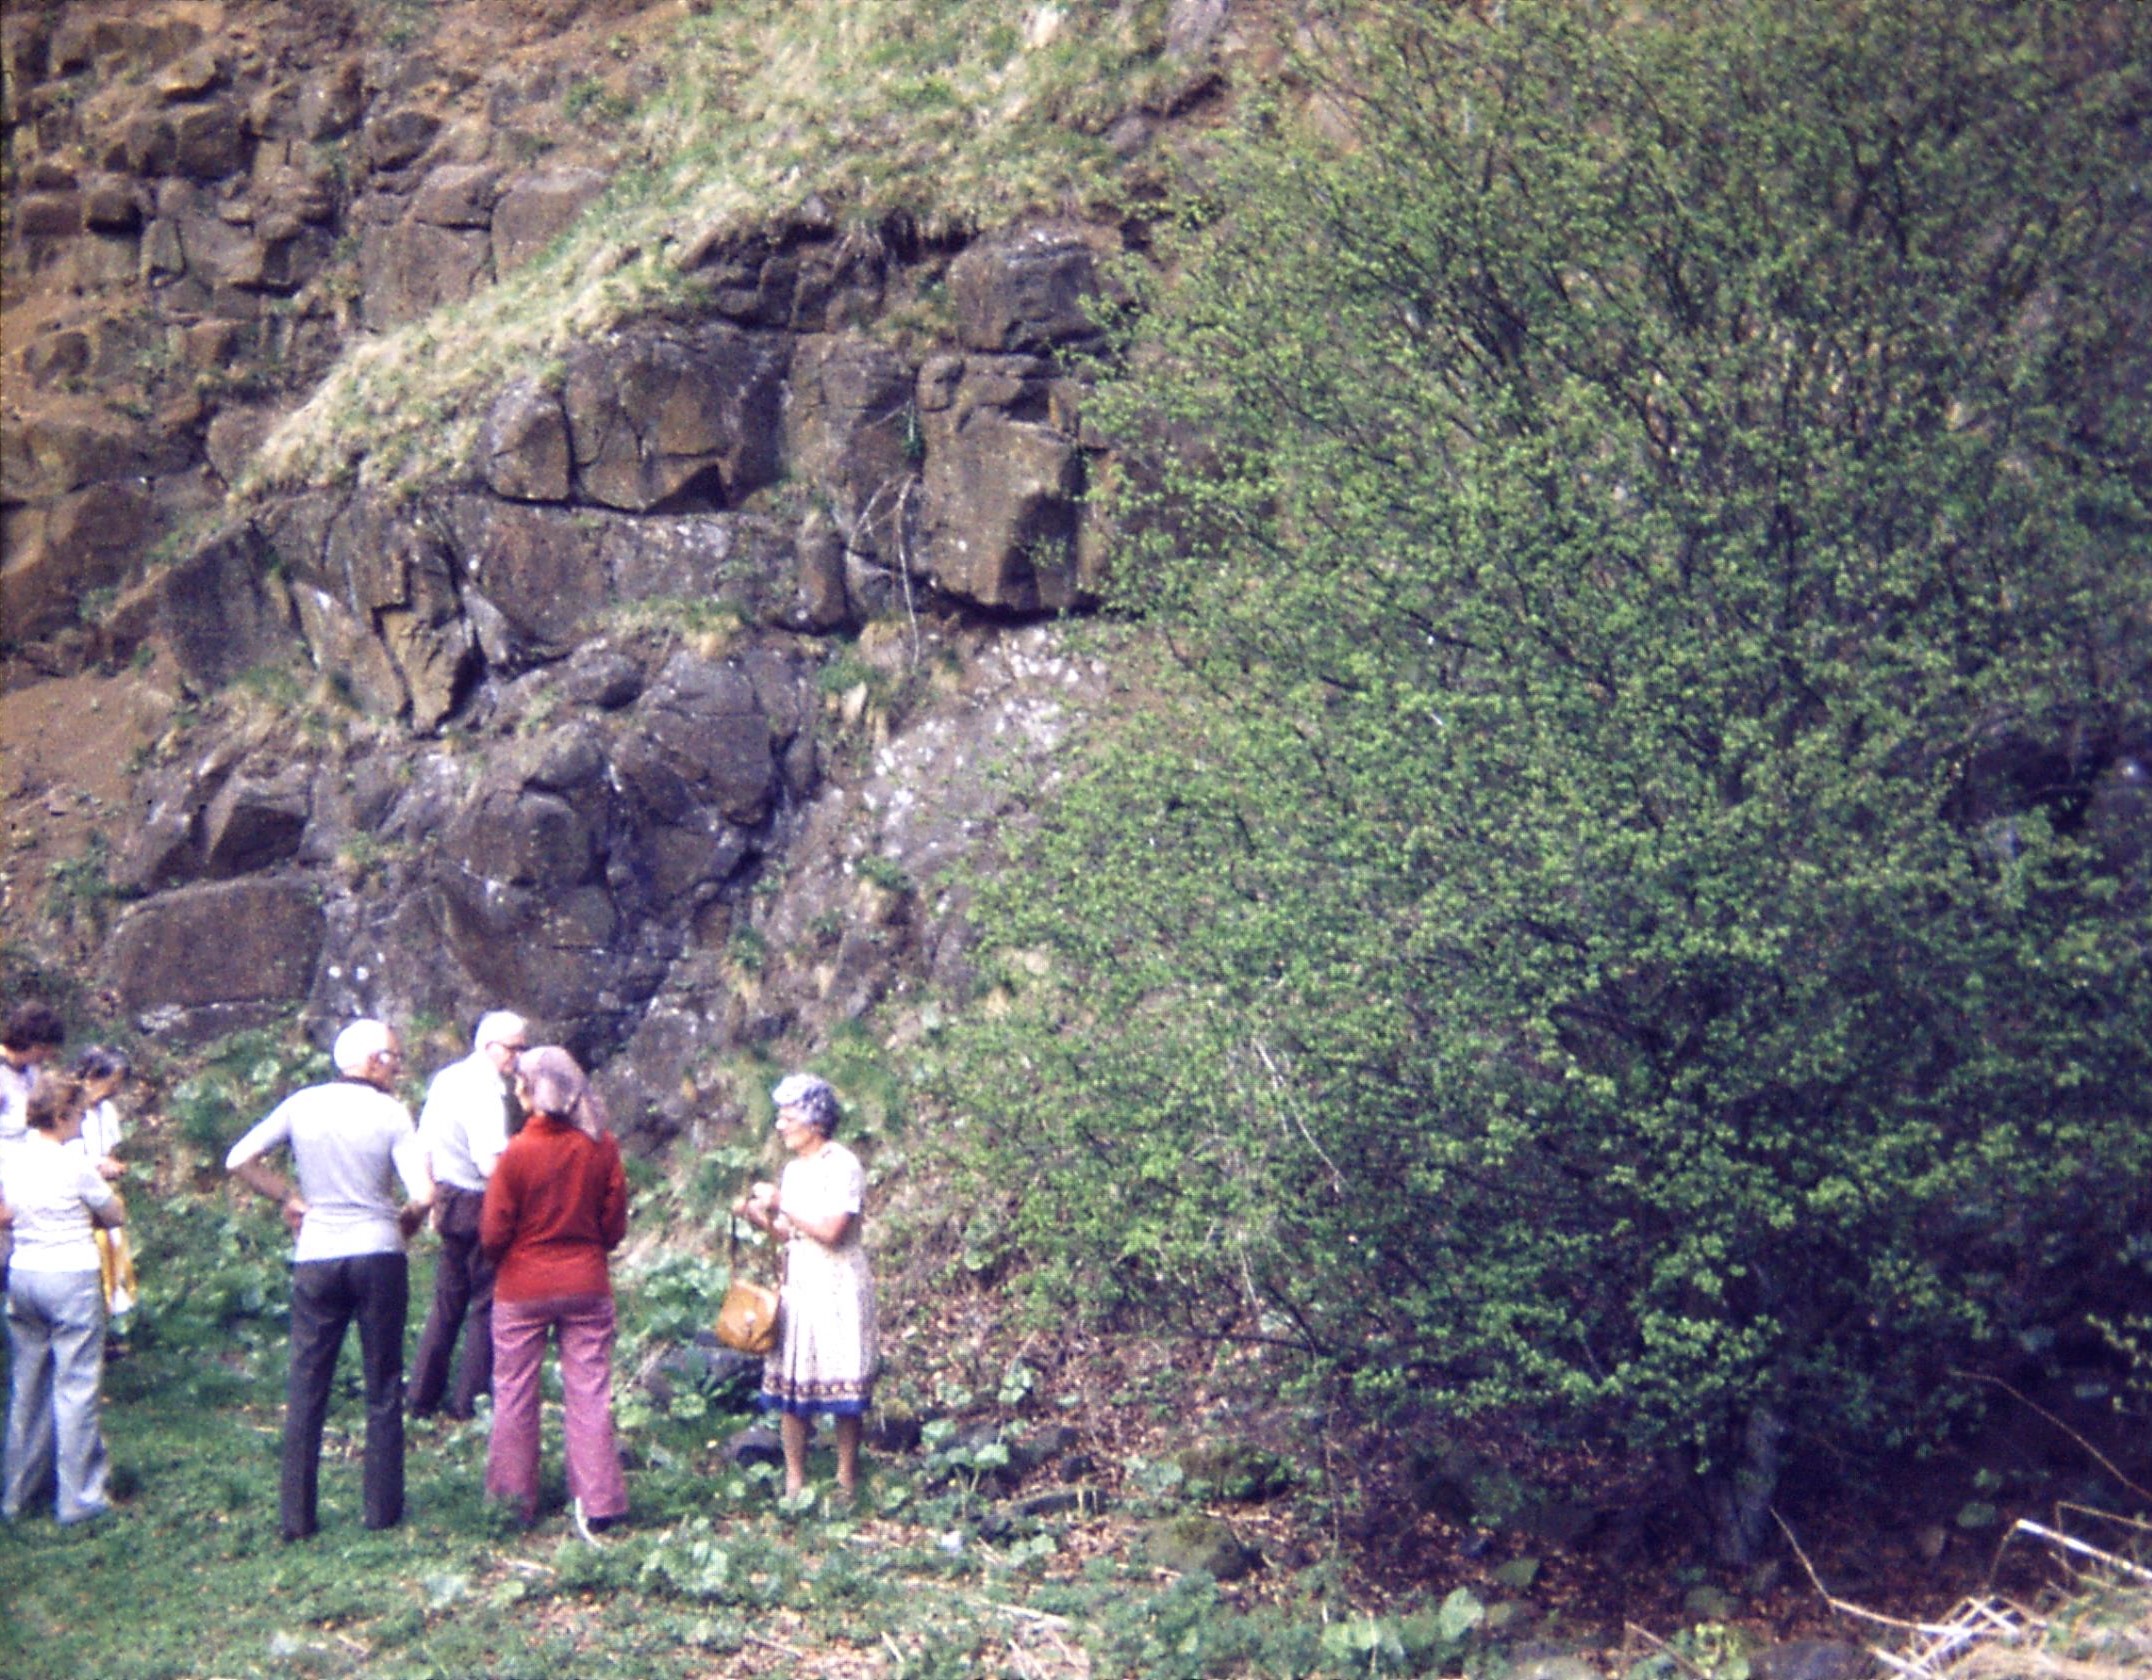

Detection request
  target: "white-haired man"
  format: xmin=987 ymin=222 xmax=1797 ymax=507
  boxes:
xmin=408 ymin=1010 xmax=528 ymax=1420
xmin=226 ymin=1019 xmax=432 ymax=1542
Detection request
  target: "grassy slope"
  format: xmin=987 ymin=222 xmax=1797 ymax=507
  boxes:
xmin=0 ymin=1198 xmax=1144 ymax=1680
xmin=246 ymin=0 xmax=1190 ymax=497
xmin=0 ymin=1137 xmax=1384 ymax=1680
xmin=8 ymin=1274 xmax=2145 ymax=1680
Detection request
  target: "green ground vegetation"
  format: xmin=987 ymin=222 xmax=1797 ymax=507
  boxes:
xmin=945 ymin=0 xmax=2152 ymax=1565
xmin=1 ymin=1184 xmax=1518 ymax=1680
xmin=1 ymin=1116 xmax=2142 ymax=1674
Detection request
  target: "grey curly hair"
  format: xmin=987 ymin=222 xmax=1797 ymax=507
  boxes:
xmin=770 ymin=1072 xmax=840 ymax=1137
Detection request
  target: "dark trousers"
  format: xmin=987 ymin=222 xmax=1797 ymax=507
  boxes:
xmin=409 ymin=1186 xmax=495 ymax=1419
xmin=281 ymin=1251 xmax=408 ymax=1542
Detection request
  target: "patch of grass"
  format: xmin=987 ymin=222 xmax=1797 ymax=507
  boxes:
xmin=241 ymin=0 xmax=1181 ymax=498
xmin=814 ymin=643 xmax=884 ymax=700
xmin=818 ymin=1016 xmax=911 ymax=1143
xmin=600 ymin=594 xmax=750 ymax=658
xmin=41 ymin=836 xmax=120 ymax=943
xmin=4 ymin=1220 xmax=1095 ymax=1680
xmin=164 ymin=1020 xmax=327 ymax=1166
xmin=13 ymin=1168 xmax=2052 ymax=1680
xmin=726 ymin=923 xmax=768 ymax=976
xmin=334 ymin=829 xmax=407 ymax=888
xmin=564 ymin=76 xmax=637 ymax=127
xmin=370 ymin=0 xmax=434 ymax=52
xmin=855 ymin=852 xmax=914 ymax=896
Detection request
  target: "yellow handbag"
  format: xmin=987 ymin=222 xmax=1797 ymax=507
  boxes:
xmin=96 ymin=1226 xmax=139 ymax=1317
xmin=715 ymin=1219 xmax=780 ymax=1355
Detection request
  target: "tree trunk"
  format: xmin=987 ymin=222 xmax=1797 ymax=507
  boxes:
xmin=1702 ymin=1402 xmax=1788 ymax=1566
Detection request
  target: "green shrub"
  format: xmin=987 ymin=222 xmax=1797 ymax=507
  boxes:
xmin=166 ymin=1023 xmax=325 ymax=1165
xmin=944 ymin=0 xmax=2152 ymax=1565
xmin=856 ymin=854 xmax=913 ymax=895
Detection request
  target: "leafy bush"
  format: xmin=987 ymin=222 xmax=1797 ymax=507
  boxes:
xmin=133 ymin=1197 xmax=293 ymax=1348
xmin=946 ymin=0 xmax=2152 ymax=1561
xmin=165 ymin=1022 xmax=328 ymax=1166
xmin=620 ymin=1250 xmax=732 ymax=1348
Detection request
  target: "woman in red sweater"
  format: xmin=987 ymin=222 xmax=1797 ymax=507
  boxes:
xmin=479 ymin=1046 xmax=629 ymax=1536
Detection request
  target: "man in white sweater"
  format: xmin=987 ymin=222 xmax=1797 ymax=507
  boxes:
xmin=226 ymin=1019 xmax=432 ymax=1541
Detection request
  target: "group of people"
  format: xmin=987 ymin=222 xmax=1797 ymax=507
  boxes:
xmin=0 ymin=997 xmax=880 ymax=1537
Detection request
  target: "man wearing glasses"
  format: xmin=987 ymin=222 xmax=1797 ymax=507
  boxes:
xmin=409 ymin=1010 xmax=528 ymax=1422
xmin=226 ymin=1019 xmax=433 ymax=1541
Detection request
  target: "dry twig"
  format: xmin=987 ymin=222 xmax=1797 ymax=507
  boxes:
xmin=1626 ymin=1622 xmax=1711 ymax=1679
xmin=1780 ymin=1507 xmax=2152 ymax=1680
xmin=2007 ymin=1520 xmax=2152 ymax=1586
xmin=1774 ymin=1512 xmax=1965 ymax=1635
xmin=1947 ymin=1371 xmax=2152 ymax=1506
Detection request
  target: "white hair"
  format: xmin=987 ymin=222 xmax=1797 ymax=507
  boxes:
xmin=771 ymin=1072 xmax=840 ymax=1136
xmin=473 ymin=1010 xmax=529 ymax=1053
xmin=333 ymin=1018 xmax=394 ymax=1076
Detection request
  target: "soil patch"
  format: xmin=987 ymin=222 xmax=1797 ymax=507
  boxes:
xmin=0 ymin=661 xmax=178 ymax=963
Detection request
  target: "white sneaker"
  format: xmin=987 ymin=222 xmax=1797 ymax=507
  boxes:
xmin=571 ymin=1498 xmax=605 ymax=1545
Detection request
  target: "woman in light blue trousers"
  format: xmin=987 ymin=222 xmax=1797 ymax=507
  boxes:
xmin=2 ymin=1074 xmax=127 ymax=1526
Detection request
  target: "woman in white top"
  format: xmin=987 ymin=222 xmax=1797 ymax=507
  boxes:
xmin=67 ymin=1048 xmax=137 ymax=1332
xmin=735 ymin=1073 xmax=877 ymax=1502
xmin=1 ymin=1075 xmax=126 ymax=1525
xmin=67 ymin=1047 xmax=130 ymax=1180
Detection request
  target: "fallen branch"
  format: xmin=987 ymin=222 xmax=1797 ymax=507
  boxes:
xmin=1870 ymin=1600 xmax=2035 ymax=1680
xmin=1006 ymin=1638 xmax=1048 ymax=1680
xmin=1625 ymin=1622 xmax=1709 ymax=1679
xmin=1961 ymin=1654 xmax=2152 ymax=1680
xmin=1775 ymin=1511 xmax=1965 ymax=1635
xmin=2008 ymin=1519 xmax=2152 ymax=1585
xmin=987 ymin=1601 xmax=1074 ymax=1628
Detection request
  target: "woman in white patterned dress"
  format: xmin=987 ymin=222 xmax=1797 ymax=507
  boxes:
xmin=735 ymin=1073 xmax=876 ymax=1500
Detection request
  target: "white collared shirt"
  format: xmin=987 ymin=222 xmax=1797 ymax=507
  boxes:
xmin=417 ymin=1051 xmax=514 ymax=1193
xmin=0 ymin=1058 xmax=36 ymax=1147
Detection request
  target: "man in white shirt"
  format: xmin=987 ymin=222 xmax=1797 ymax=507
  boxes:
xmin=409 ymin=1010 xmax=527 ymax=1420
xmin=226 ymin=1019 xmax=433 ymax=1542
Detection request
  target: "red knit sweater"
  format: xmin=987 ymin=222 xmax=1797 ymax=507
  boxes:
xmin=480 ymin=1113 xmax=629 ymax=1301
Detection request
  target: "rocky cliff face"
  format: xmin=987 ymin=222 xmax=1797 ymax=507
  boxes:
xmin=1 ymin=0 xmax=1162 ymax=1141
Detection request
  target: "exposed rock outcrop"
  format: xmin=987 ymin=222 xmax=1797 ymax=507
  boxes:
xmin=3 ymin=0 xmax=1125 ymax=1121
xmin=562 ymin=326 xmax=789 ymax=513
xmin=4 ymin=0 xmax=1111 ymax=659
xmin=103 ymin=876 xmax=327 ymax=1043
